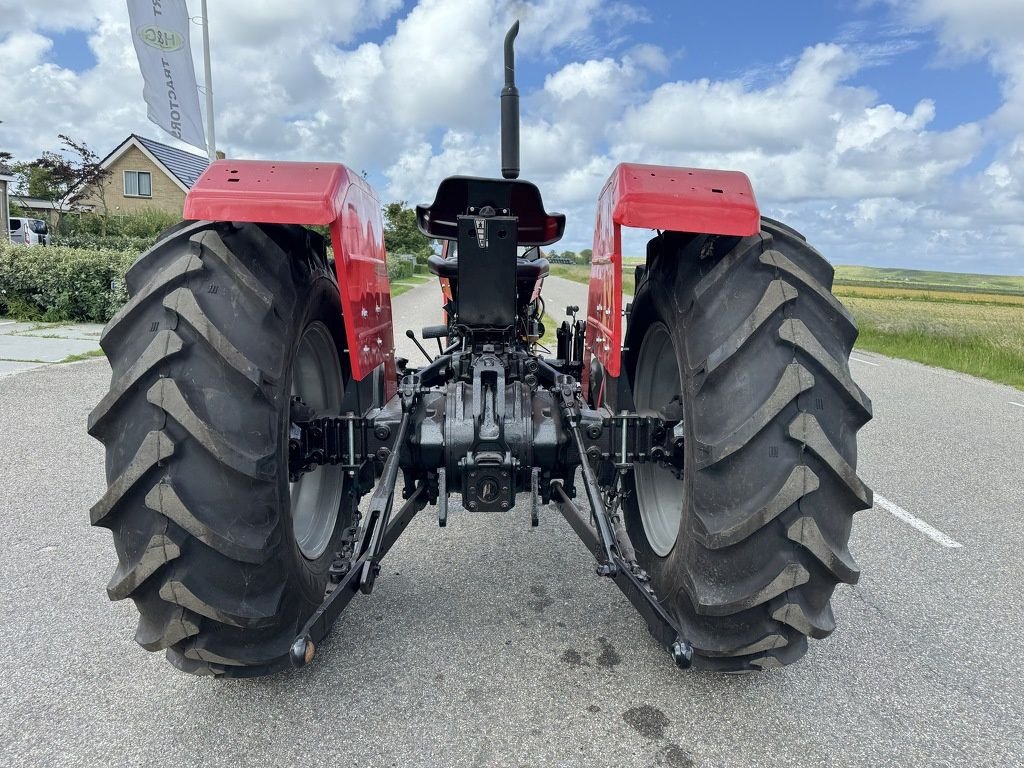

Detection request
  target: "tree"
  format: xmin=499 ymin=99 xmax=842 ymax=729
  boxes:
xmin=578 ymin=248 xmax=592 ymax=264
xmin=383 ymin=201 xmax=433 ymax=260
xmin=11 ymin=134 xmax=110 ymax=234
xmin=561 ymin=250 xmax=577 ymax=264
xmin=59 ymin=134 xmax=112 ymax=233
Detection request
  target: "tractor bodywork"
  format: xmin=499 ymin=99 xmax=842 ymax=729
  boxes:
xmin=185 ymin=160 xmax=397 ymax=393
xmin=583 ymin=163 xmax=760 ymax=397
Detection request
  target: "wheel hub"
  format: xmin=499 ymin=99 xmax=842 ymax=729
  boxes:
xmin=633 ymin=322 xmax=686 ymax=557
xmin=289 ymin=321 xmax=345 ymax=560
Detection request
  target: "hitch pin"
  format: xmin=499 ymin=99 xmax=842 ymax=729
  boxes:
xmin=346 ymin=416 xmax=355 ymax=473
xmin=620 ymin=411 xmax=628 ymax=465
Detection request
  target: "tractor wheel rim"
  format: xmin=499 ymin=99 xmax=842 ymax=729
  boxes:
xmin=634 ymin=321 xmax=685 ymax=557
xmin=289 ymin=321 xmax=345 ymax=560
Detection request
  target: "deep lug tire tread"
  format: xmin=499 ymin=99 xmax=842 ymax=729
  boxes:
xmin=89 ymin=221 xmax=353 ymax=677
xmin=623 ymin=218 xmax=872 ymax=670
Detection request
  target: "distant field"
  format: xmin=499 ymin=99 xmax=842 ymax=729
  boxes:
xmin=832 ymin=266 xmax=1024 ymax=390
xmin=834 ymin=283 xmax=1024 ymax=307
xmin=541 ymin=262 xmax=1024 ymax=391
xmin=834 ymin=265 xmax=1024 ymax=296
xmin=840 ymin=293 xmax=1024 ymax=390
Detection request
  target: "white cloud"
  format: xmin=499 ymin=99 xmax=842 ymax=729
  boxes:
xmin=612 ymin=43 xmax=982 ymax=208
xmin=0 ymin=0 xmax=107 ymax=34
xmin=205 ymin=0 xmax=402 ymax=47
xmin=2 ymin=0 xmax=1023 ymax=273
xmin=872 ymin=0 xmax=1024 ymax=270
xmin=0 ymin=30 xmax=52 ymax=61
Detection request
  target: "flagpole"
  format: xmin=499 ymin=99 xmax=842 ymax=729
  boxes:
xmin=200 ymin=0 xmax=216 ymax=161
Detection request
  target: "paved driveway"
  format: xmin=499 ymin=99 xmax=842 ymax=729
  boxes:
xmin=0 ymin=320 xmax=103 ymax=376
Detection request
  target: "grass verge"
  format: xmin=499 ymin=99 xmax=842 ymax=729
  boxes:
xmin=60 ymin=349 xmax=106 ymax=364
xmin=546 ymin=264 xmax=635 ymax=296
xmin=840 ymin=289 xmax=1024 ymax=391
xmin=391 ymin=275 xmax=432 ymax=298
xmin=854 ymin=326 xmax=1024 ymax=390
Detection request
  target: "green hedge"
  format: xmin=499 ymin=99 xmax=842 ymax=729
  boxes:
xmin=53 ymin=234 xmax=156 ymax=252
xmin=386 ymin=253 xmax=416 ymax=281
xmin=0 ymin=242 xmax=138 ymax=323
xmin=0 ymin=241 xmax=419 ymax=325
xmin=60 ymin=209 xmax=182 ymax=239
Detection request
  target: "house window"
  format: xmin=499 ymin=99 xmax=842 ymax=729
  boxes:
xmin=124 ymin=170 xmax=152 ymax=198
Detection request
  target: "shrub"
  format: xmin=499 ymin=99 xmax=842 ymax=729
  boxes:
xmin=53 ymin=234 xmax=156 ymax=252
xmin=0 ymin=239 xmax=420 ymax=325
xmin=61 ymin=209 xmax=181 ymax=240
xmin=386 ymin=253 xmax=416 ymax=281
xmin=0 ymin=242 xmax=139 ymax=323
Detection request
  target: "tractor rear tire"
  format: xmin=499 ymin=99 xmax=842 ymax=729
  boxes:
xmin=622 ymin=219 xmax=873 ymax=671
xmin=88 ymin=220 xmax=357 ymax=677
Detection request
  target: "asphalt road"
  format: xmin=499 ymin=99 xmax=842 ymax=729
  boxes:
xmin=1 ymin=276 xmax=1022 ymax=767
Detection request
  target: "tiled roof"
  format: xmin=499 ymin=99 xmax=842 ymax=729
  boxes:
xmin=134 ymin=135 xmax=209 ymax=188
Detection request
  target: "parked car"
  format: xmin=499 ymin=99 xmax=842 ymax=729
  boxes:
xmin=8 ymin=217 xmax=50 ymax=246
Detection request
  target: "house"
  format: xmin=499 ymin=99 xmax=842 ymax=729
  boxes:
xmin=80 ymin=134 xmax=219 ymax=217
xmin=6 ymin=196 xmax=94 ymax=226
xmin=0 ymin=168 xmax=13 ymax=237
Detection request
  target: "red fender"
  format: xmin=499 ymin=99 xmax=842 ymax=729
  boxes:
xmin=184 ymin=160 xmax=396 ymax=397
xmin=583 ymin=163 xmax=760 ymax=400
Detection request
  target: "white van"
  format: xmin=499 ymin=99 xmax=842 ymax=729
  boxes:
xmin=8 ymin=217 xmax=51 ymax=246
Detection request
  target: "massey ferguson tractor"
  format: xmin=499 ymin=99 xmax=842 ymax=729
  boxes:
xmin=88 ymin=23 xmax=872 ymax=676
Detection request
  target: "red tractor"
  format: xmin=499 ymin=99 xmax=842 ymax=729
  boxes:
xmin=88 ymin=23 xmax=871 ymax=676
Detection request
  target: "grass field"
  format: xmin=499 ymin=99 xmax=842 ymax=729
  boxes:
xmin=834 ymin=265 xmax=1024 ymax=296
xmin=833 ymin=283 xmax=1024 ymax=306
xmin=830 ymin=266 xmax=1024 ymax=390
xmin=541 ymin=262 xmax=1024 ymax=391
xmin=839 ymin=290 xmax=1024 ymax=389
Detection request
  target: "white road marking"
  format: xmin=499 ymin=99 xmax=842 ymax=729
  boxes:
xmin=875 ymin=493 xmax=963 ymax=549
xmin=1009 ymin=402 xmax=1024 ymax=409
xmin=850 ymin=355 xmax=880 ymax=367
xmin=0 ymin=321 xmax=16 ymax=327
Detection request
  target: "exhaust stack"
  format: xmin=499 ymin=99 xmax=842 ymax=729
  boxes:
xmin=501 ymin=20 xmax=520 ymax=180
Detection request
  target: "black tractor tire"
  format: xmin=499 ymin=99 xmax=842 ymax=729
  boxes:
xmin=621 ymin=219 xmax=873 ymax=671
xmin=88 ymin=220 xmax=357 ymax=677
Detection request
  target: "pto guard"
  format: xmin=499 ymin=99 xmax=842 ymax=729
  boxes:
xmin=583 ymin=162 xmax=761 ymax=397
xmin=184 ymin=160 xmax=395 ymax=395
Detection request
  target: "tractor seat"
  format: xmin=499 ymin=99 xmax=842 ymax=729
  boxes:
xmin=427 ymin=253 xmax=550 ymax=282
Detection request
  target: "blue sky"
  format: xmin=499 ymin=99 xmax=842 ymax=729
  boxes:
xmin=3 ymin=0 xmax=1024 ymax=274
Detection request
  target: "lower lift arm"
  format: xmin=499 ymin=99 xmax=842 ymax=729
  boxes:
xmin=552 ymin=381 xmax=693 ymax=669
xmin=290 ymin=407 xmax=427 ymax=668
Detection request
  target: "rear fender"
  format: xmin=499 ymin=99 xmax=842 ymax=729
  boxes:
xmin=184 ymin=160 xmax=396 ymax=397
xmin=583 ymin=163 xmax=760 ymax=401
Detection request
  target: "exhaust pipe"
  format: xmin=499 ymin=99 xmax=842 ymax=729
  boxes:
xmin=501 ymin=20 xmax=520 ymax=180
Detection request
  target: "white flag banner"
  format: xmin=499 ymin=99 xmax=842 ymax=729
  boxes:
xmin=126 ymin=0 xmax=206 ymax=150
